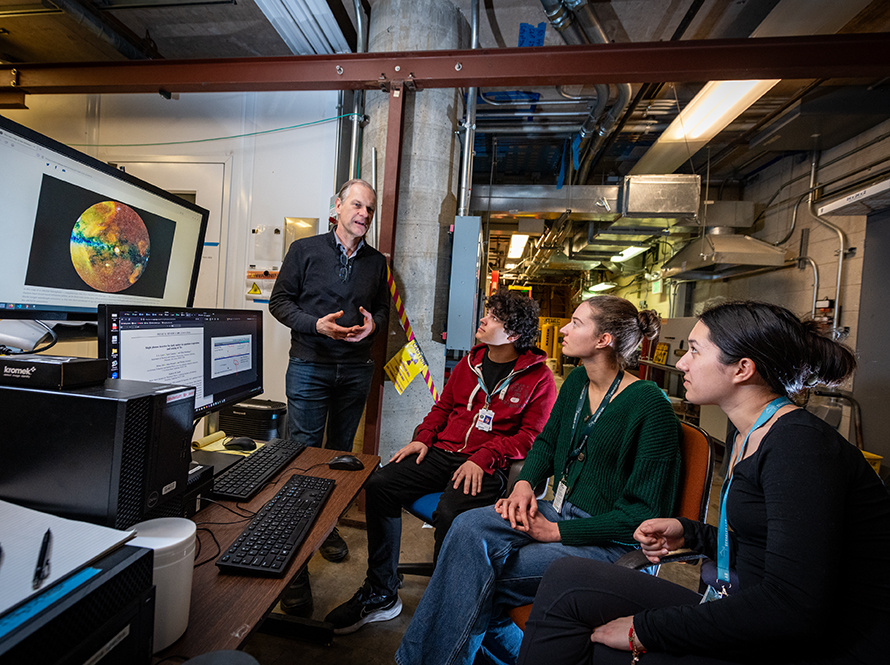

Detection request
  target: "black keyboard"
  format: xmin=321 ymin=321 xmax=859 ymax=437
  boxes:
xmin=210 ymin=437 xmax=306 ymax=501
xmin=215 ymin=473 xmax=335 ymax=576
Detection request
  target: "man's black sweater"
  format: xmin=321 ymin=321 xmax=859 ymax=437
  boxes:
xmin=269 ymin=230 xmax=389 ymax=363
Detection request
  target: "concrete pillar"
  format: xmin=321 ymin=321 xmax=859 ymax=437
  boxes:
xmin=363 ymin=0 xmax=468 ymax=460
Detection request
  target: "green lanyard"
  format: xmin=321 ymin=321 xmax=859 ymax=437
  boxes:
xmin=560 ymin=370 xmax=624 ymax=486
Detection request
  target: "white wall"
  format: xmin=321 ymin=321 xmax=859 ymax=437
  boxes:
xmin=5 ymin=90 xmax=341 ymax=405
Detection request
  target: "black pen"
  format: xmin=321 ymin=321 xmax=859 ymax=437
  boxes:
xmin=32 ymin=528 xmax=52 ymax=590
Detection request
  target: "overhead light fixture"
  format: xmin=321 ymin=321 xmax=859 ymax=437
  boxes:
xmin=661 ymin=80 xmax=780 ymax=142
xmin=631 ymin=0 xmax=872 ymax=175
xmin=632 ymin=79 xmax=778 ymax=174
xmin=610 ymin=246 xmax=649 ymax=263
xmin=508 ymin=234 xmax=529 ymax=259
xmin=586 ymin=281 xmax=617 ymax=293
xmin=504 ymin=262 xmax=517 ymax=269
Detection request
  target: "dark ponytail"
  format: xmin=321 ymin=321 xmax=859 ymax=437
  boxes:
xmin=584 ymin=295 xmax=661 ymax=369
xmin=699 ymin=300 xmax=856 ymax=397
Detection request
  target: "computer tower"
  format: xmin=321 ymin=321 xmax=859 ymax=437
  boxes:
xmin=217 ymin=398 xmax=286 ymax=440
xmin=0 ymin=379 xmax=195 ymax=529
xmin=0 ymin=545 xmax=155 ymax=665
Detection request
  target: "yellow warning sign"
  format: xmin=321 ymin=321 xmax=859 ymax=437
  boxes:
xmin=247 ymin=283 xmax=263 ymax=295
xmin=384 ymin=339 xmax=427 ymax=395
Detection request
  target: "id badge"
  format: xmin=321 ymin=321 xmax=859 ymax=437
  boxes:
xmin=476 ymin=408 xmax=494 ymax=432
xmin=553 ymin=479 xmax=567 ymax=514
xmin=700 ymin=585 xmax=727 ymax=604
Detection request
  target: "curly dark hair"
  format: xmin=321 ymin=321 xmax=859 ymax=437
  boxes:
xmin=486 ymin=291 xmax=541 ymax=352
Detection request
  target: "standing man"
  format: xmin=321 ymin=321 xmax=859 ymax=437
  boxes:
xmin=269 ymin=178 xmax=390 ymax=614
xmin=325 ymin=291 xmax=557 ymax=635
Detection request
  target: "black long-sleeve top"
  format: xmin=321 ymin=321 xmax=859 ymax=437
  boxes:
xmin=269 ymin=230 xmax=390 ymax=363
xmin=636 ymin=409 xmax=890 ymax=664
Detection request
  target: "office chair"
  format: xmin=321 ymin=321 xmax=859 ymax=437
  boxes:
xmin=397 ymin=460 xmax=549 ymax=577
xmin=508 ymin=421 xmax=715 ymax=631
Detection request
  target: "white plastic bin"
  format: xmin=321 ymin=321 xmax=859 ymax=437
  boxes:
xmin=129 ymin=517 xmax=197 ymax=652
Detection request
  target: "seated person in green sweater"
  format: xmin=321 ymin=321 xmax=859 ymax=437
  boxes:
xmin=396 ymin=295 xmax=683 ymax=665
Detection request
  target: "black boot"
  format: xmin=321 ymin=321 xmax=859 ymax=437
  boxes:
xmin=319 ymin=527 xmax=348 ymax=562
xmin=279 ymin=569 xmax=313 ymax=617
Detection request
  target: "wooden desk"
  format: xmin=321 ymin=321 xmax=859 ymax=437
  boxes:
xmin=155 ymin=447 xmax=379 ymax=660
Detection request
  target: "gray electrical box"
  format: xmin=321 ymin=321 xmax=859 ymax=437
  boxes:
xmin=446 ymin=216 xmax=483 ymax=352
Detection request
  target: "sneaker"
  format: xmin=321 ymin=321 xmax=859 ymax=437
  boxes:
xmin=320 ymin=527 xmax=349 ymax=562
xmin=324 ymin=580 xmax=402 ymax=634
xmin=279 ymin=569 xmax=313 ymax=617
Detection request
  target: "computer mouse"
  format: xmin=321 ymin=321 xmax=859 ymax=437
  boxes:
xmin=223 ymin=436 xmax=257 ymax=452
xmin=328 ymin=454 xmax=364 ymax=471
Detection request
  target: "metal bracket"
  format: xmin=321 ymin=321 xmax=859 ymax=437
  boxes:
xmin=6 ymin=68 xmax=19 ymax=88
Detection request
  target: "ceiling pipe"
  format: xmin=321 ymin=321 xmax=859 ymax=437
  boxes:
xmin=799 ymin=256 xmax=820 ymax=319
xmin=537 ymin=0 xmax=610 ymax=186
xmin=557 ymin=85 xmax=595 ymax=101
xmin=520 ymin=211 xmax=573 ymax=281
xmin=52 ymin=0 xmax=161 ymax=60
xmin=348 ymin=0 xmax=367 ymax=180
xmin=457 ymin=0 xmax=479 ymax=217
xmin=539 ymin=0 xmax=589 ymax=46
xmin=807 ymin=150 xmax=847 ymax=334
xmin=578 ymin=0 xmax=705 ymax=180
xmin=568 ymin=0 xmax=630 ymax=184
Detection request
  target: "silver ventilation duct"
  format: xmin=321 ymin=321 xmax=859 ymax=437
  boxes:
xmin=660 ymin=232 xmax=794 ymax=281
xmin=661 ymin=201 xmax=794 ymax=280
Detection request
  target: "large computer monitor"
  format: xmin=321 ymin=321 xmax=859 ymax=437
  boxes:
xmin=0 ymin=114 xmax=209 ymax=321
xmin=98 ymin=305 xmax=263 ymax=419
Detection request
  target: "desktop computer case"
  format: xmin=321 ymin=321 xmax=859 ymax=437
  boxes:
xmin=0 ymin=379 xmax=195 ymax=529
xmin=0 ymin=545 xmax=155 ymax=665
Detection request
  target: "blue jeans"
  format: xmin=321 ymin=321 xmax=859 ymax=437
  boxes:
xmin=396 ymin=501 xmax=631 ymax=665
xmin=285 ymin=357 xmax=375 ymax=452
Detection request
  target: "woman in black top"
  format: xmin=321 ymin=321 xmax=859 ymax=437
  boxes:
xmin=517 ymin=300 xmax=890 ymax=665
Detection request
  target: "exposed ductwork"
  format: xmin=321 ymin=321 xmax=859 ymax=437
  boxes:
xmin=660 ymin=200 xmax=795 ymax=280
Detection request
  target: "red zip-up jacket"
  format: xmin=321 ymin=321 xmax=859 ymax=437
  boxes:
xmin=411 ymin=344 xmax=557 ymax=474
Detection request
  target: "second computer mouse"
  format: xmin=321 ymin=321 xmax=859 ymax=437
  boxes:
xmin=328 ymin=454 xmax=364 ymax=471
xmin=223 ymin=436 xmax=257 ymax=452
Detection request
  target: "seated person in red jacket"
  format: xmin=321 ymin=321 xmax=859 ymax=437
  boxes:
xmin=325 ymin=291 xmax=557 ymax=635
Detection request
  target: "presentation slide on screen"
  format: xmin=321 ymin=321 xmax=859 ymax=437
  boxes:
xmin=119 ymin=326 xmax=209 ymax=407
xmin=211 ymin=335 xmax=253 ymax=379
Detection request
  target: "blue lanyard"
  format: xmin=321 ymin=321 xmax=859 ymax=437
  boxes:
xmin=561 ymin=370 xmax=624 ymax=480
xmin=475 ymin=372 xmax=513 ymax=407
xmin=717 ymin=396 xmax=791 ymax=586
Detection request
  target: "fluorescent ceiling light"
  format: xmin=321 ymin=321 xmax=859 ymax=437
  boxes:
xmin=504 ymin=262 xmax=516 ymax=269
xmin=586 ymin=281 xmax=617 ymax=293
xmin=508 ymin=234 xmax=529 ymax=259
xmin=660 ymin=80 xmax=779 ymax=143
xmin=632 ymin=79 xmax=778 ymax=174
xmin=610 ymin=246 xmax=649 ymax=263
xmin=631 ymin=0 xmax=871 ymax=175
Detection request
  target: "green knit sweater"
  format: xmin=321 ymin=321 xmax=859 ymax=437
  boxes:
xmin=517 ymin=366 xmax=682 ymax=547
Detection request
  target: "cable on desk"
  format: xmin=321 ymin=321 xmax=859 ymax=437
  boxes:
xmin=197 ymin=496 xmax=257 ymax=519
xmin=290 ymin=461 xmax=332 ymax=474
xmin=193 ymin=527 xmax=222 ymax=568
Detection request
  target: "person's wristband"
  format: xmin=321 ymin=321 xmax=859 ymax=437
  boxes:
xmin=629 ymin=624 xmax=646 ymax=663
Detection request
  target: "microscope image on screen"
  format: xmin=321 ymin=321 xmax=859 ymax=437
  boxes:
xmin=71 ymin=200 xmax=150 ymax=293
xmin=24 ymin=175 xmax=176 ymax=297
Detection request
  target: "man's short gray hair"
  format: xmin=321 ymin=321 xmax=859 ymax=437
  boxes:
xmin=337 ymin=179 xmax=377 ymax=207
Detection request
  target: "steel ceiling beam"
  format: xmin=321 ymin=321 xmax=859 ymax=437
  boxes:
xmin=5 ymin=33 xmax=890 ymax=95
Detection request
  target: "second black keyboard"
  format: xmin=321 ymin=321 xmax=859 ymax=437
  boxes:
xmin=216 ymin=473 xmax=335 ymax=576
xmin=210 ymin=437 xmax=306 ymax=501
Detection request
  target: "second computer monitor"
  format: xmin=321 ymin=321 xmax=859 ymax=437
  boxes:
xmin=99 ymin=305 xmax=263 ymax=419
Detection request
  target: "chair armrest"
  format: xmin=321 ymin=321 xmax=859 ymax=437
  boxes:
xmin=506 ymin=461 xmax=549 ymax=500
